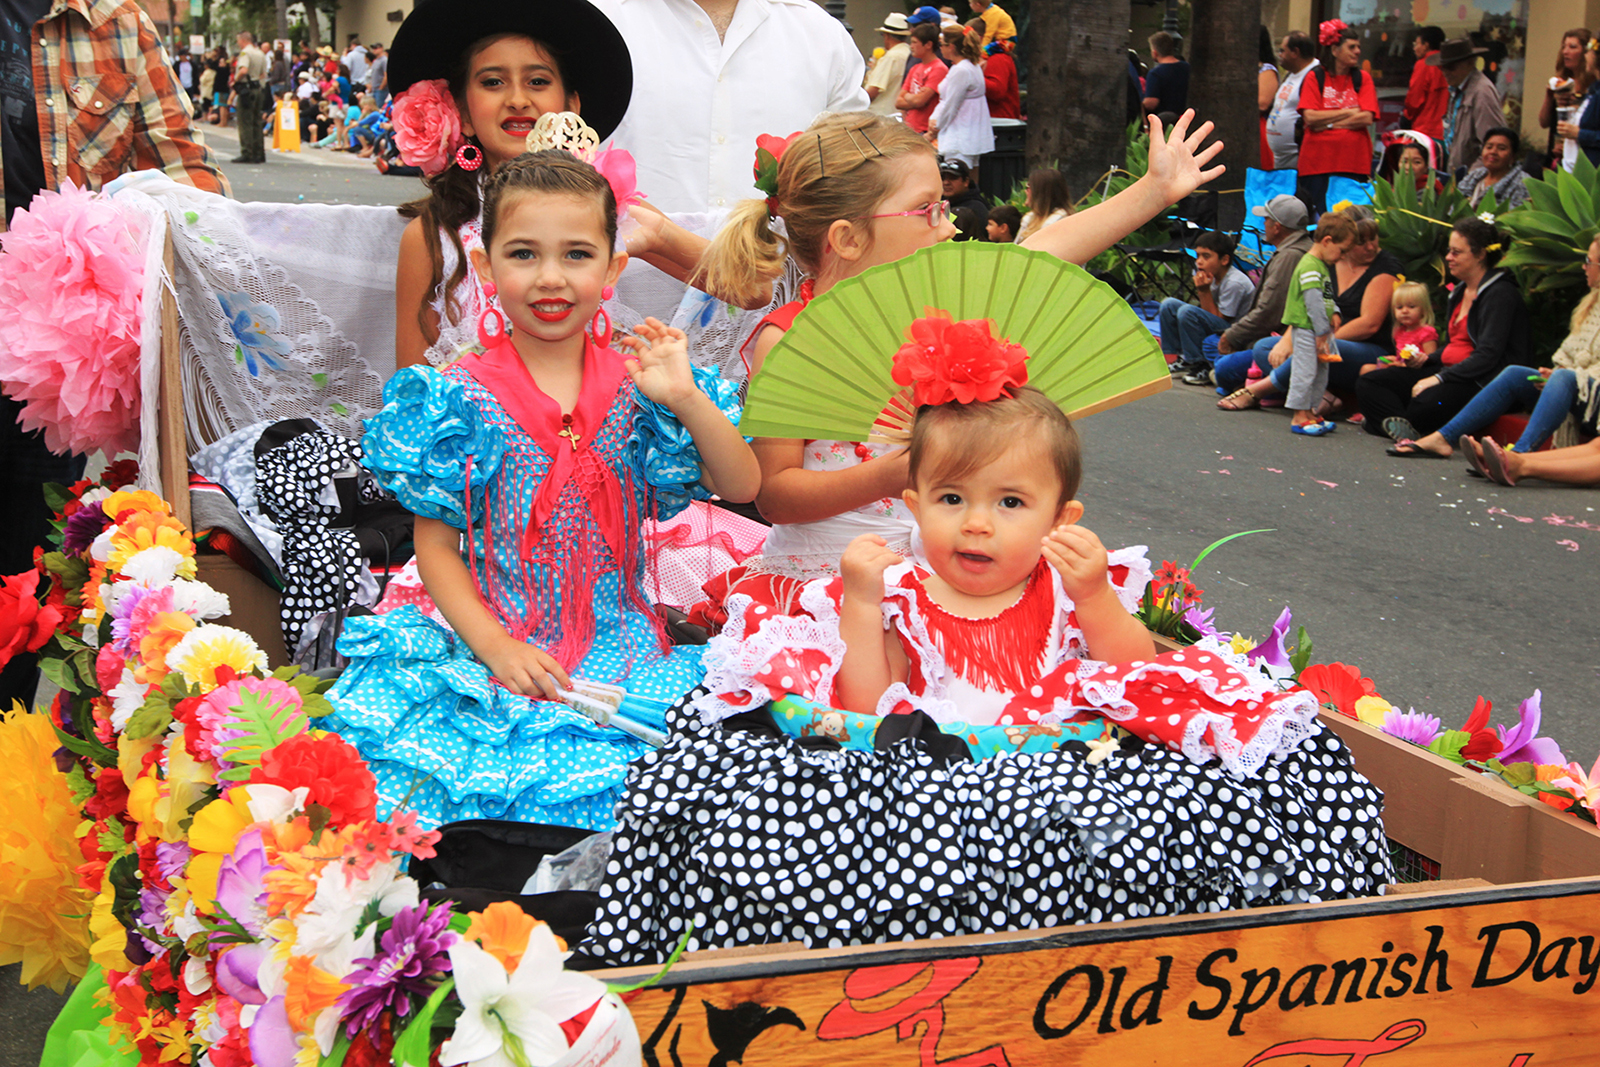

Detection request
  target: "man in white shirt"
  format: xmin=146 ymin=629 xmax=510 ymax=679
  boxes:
xmin=1265 ymin=31 xmax=1316 ymax=170
xmin=342 ymin=36 xmax=370 ymax=88
xmin=865 ymin=14 xmax=912 ymax=117
xmin=594 ymin=0 xmax=869 ymax=317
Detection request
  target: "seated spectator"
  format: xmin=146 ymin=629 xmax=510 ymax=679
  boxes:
xmin=1468 ymin=435 xmax=1600 ymax=487
xmin=1160 ymin=232 xmax=1257 ymax=383
xmin=1392 ymin=236 xmax=1600 ymax=459
xmin=1379 ymin=131 xmax=1443 ymax=192
xmin=1220 ymin=208 xmax=1401 ymax=410
xmin=1015 ymin=167 xmax=1072 ymax=242
xmin=986 ymin=203 xmax=1022 ymax=242
xmin=1457 ymin=126 xmax=1531 ymax=210
xmin=941 ymin=158 xmax=988 ymax=240
xmin=1356 ymin=217 xmax=1530 ymax=443
xmin=1211 ymin=195 xmax=1314 ymax=393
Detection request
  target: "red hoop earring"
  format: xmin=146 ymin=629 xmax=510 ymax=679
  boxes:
xmin=455 ymin=143 xmax=483 ymax=172
xmin=590 ymin=305 xmax=612 ymax=349
xmin=478 ymin=305 xmax=510 ymax=348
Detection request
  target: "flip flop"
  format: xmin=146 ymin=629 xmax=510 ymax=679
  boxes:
xmin=1386 ymin=439 xmax=1446 ymax=458
xmin=1481 ymin=438 xmax=1518 ymax=487
xmin=1290 ymin=420 xmax=1336 ymax=437
xmin=1216 ymin=388 xmax=1259 ymax=412
xmin=1459 ymin=435 xmax=1492 ymax=479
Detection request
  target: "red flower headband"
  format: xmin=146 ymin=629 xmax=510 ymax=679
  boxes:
xmin=1318 ymin=19 xmax=1350 ymax=47
xmin=752 ymin=131 xmax=802 ymax=217
xmin=890 ymin=310 xmax=1029 ymax=407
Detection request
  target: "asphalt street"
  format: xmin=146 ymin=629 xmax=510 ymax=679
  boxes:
xmin=3 ymin=123 xmax=1597 ymax=1067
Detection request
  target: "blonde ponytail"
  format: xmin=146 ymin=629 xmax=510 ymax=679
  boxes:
xmin=695 ymin=198 xmax=787 ymax=311
xmin=697 ymin=112 xmax=933 ymax=298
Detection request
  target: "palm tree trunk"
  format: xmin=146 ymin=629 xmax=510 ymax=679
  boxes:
xmin=1186 ymin=0 xmax=1259 ymax=230
xmin=1025 ymin=0 xmax=1132 ymax=200
xmin=274 ymin=0 xmax=289 ymax=45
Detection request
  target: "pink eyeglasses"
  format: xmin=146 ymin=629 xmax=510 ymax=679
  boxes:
xmin=867 ymin=199 xmax=951 ymax=228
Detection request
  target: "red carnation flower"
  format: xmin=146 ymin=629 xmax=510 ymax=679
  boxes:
xmin=891 ymin=311 xmax=1029 ymax=407
xmin=0 ymin=569 xmax=63 ymax=670
xmin=248 ymin=732 xmax=377 ymax=828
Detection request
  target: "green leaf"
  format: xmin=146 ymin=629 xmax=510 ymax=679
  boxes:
xmin=40 ymin=653 xmax=82 ymax=695
xmin=1557 ymin=172 xmax=1596 ymax=231
xmin=42 ymin=482 xmax=78 ymax=514
xmin=53 ymin=719 xmax=118 ymax=768
xmin=318 ymin=1031 xmax=352 ymax=1067
xmin=312 ymin=372 xmax=329 ymax=389
xmin=214 ymin=681 xmax=311 ymax=780
xmin=272 ymin=665 xmax=338 ymax=717
xmin=1427 ymin=729 xmax=1470 ymax=764
xmin=1189 ymin=528 xmax=1273 ymax=571
xmin=330 ymin=402 xmax=349 ymax=417
xmin=391 ymin=978 xmax=455 ymax=1067
xmin=184 ymin=211 xmax=200 ymax=224
xmin=122 ymin=696 xmax=173 ymax=740
xmin=234 ymin=343 xmax=245 ymax=365
xmin=608 ymin=923 xmax=696 ymax=995
xmin=1496 ymin=760 xmax=1538 ymax=788
xmin=65 ymin=762 xmax=94 ymax=805
xmin=200 ymin=235 xmax=215 ymax=245
xmin=1288 ymin=625 xmax=1314 ymax=680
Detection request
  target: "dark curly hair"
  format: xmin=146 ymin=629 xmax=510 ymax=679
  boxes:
xmin=1452 ymin=216 xmax=1507 ymax=269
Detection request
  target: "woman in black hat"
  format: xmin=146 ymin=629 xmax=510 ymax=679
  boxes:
xmin=388 ymin=0 xmax=745 ymax=369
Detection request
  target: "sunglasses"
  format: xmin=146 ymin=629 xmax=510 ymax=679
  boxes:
xmin=867 ymin=199 xmax=951 ymax=228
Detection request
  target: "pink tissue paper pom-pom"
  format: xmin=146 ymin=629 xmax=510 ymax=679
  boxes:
xmin=0 ymin=180 xmax=148 ymax=456
xmin=391 ymin=79 xmax=463 ymax=177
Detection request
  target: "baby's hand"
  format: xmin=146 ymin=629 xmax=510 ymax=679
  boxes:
xmin=619 ymin=317 xmax=696 ymax=408
xmin=841 ymin=534 xmax=902 ymax=609
xmin=481 ymin=634 xmax=571 ymax=700
xmin=1042 ymin=524 xmax=1111 ymax=603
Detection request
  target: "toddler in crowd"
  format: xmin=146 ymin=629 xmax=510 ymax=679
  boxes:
xmin=1378 ymin=279 xmax=1439 ymax=370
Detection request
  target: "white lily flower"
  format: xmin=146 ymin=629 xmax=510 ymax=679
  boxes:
xmin=440 ymin=929 xmax=608 ymax=1067
xmin=89 ymin=525 xmax=118 ymax=563
xmin=243 ymin=783 xmax=310 ymax=825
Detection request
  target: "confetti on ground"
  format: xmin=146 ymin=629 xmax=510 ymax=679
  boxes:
xmin=1488 ymin=506 xmax=1535 ymax=523
xmin=1544 ymin=514 xmax=1600 ymax=531
xmin=1217 ymin=469 xmax=1231 ymax=475
xmin=1314 ymin=480 xmax=1338 ymax=489
xmin=1558 ymin=539 xmax=1581 ymax=552
xmin=1266 ymin=468 xmax=1283 ymax=473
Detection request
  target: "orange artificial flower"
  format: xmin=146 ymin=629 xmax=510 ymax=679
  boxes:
xmin=465 ymin=900 xmax=540 ymax=972
xmin=108 ymin=510 xmax=194 ymax=571
xmin=99 ymin=490 xmax=170 ymax=524
xmin=133 ymin=611 xmax=196 ymax=684
xmin=283 ymin=954 xmax=350 ymax=1032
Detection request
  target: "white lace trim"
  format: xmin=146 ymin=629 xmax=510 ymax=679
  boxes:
xmin=690 ymin=590 xmax=849 ymax=724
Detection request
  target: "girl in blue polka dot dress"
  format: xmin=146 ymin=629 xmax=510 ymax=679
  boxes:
xmin=322 ymin=150 xmax=759 ymax=831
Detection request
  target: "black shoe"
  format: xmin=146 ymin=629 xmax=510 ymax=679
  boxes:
xmin=230 ymin=156 xmax=265 ymax=164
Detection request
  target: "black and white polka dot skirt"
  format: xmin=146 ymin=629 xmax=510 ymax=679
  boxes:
xmin=581 ymin=693 xmax=1393 ymax=966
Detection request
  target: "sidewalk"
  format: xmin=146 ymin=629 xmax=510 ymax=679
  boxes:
xmin=200 ymin=122 xmax=382 ymax=172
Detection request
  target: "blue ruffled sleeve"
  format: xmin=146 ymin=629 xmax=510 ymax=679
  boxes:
xmin=627 ymin=364 xmax=744 ymax=521
xmin=361 ymin=367 xmax=505 ymax=529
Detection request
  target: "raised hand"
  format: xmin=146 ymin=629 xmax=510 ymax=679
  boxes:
xmin=1041 ymin=523 xmax=1111 ymax=604
xmin=1146 ymin=110 xmax=1226 ymax=206
xmin=841 ymin=534 xmax=903 ymax=609
xmin=618 ymin=317 xmax=697 ymax=409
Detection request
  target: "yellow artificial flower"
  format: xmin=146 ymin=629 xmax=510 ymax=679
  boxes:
xmin=1227 ymin=632 xmax=1254 ymax=656
xmin=88 ymin=887 xmax=132 ymax=973
xmin=100 ymin=490 xmax=171 ymax=523
xmin=118 ymin=735 xmax=161 ymax=791
xmin=166 ymin=626 xmax=268 ymax=693
xmin=108 ymin=510 xmax=194 ymax=572
xmin=186 ymin=787 xmax=258 ymax=912
xmin=135 ymin=612 xmax=196 ymax=685
xmin=1353 ymin=694 xmax=1393 ymax=728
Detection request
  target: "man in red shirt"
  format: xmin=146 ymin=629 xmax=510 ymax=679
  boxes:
xmin=897 ymin=23 xmax=946 ymax=134
xmin=1404 ymin=25 xmax=1448 ymax=139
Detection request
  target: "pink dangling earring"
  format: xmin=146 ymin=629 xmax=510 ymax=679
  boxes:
xmin=455 ymin=143 xmax=483 ymax=172
xmin=590 ymin=285 xmax=615 ymax=348
xmin=478 ymin=304 xmax=510 ymax=348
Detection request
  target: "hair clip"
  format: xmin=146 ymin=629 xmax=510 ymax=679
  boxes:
xmin=817 ymin=132 xmax=826 ymax=178
xmin=1486 ymin=243 xmax=1502 ymax=251
xmin=525 ymin=112 xmax=599 ymax=163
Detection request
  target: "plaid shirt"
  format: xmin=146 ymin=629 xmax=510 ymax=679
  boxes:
xmin=0 ymin=0 xmax=228 ymax=231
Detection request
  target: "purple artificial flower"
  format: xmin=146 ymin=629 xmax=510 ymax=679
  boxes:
xmin=1497 ymin=690 xmax=1567 ymax=767
xmin=249 ymin=996 xmax=299 ymax=1067
xmin=1183 ymin=604 xmax=1218 ymax=637
xmin=1247 ymin=606 xmax=1294 ymax=670
xmin=1381 ymin=707 xmax=1442 ymax=747
xmin=61 ymin=501 xmax=108 ymax=557
xmin=136 ymin=883 xmax=172 ymax=955
xmin=338 ymin=901 xmax=457 ymax=1039
xmin=212 ymin=828 xmax=274 ymax=947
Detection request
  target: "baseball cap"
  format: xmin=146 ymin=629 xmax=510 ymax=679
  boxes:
xmin=1252 ymin=194 xmax=1309 ymax=229
xmin=907 ymin=6 xmax=941 ymax=25
xmin=877 ymin=12 xmax=911 ymax=35
xmin=939 ymin=159 xmax=970 ymax=179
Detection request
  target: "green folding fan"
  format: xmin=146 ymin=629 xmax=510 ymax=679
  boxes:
xmin=741 ymin=241 xmax=1171 ymax=442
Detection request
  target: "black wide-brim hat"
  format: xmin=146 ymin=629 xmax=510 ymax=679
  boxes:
xmin=387 ymin=0 xmax=633 ymax=141
xmin=1427 ymin=38 xmax=1490 ymax=67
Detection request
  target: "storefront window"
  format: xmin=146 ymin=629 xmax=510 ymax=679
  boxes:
xmin=1318 ymin=0 xmax=1529 ymax=132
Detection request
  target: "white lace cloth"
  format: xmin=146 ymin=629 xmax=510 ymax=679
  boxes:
xmin=753 ymin=438 xmax=916 ymax=579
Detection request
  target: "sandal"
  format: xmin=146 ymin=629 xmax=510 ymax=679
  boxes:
xmin=1459 ymin=436 xmax=1492 ymax=480
xmin=1216 ymin=388 xmax=1259 ymax=412
xmin=1312 ymin=393 xmax=1346 ymax=420
xmin=1481 ymin=439 xmax=1518 ymax=487
xmin=1290 ymin=420 xmax=1337 ymax=437
xmin=1386 ymin=439 xmax=1446 ymax=458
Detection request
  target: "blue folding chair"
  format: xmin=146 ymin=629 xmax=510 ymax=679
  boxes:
xmin=1239 ymin=167 xmax=1297 ymax=264
xmin=1326 ymin=175 xmax=1375 ymax=213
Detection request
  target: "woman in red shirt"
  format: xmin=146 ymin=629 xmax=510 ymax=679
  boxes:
xmin=1297 ymin=20 xmax=1377 ymax=216
xmin=983 ymin=39 xmax=1020 ymax=119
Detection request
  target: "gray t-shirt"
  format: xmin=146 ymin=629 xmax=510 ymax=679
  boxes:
xmin=366 ymin=54 xmax=387 ymax=91
xmin=1214 ymin=264 xmax=1257 ymax=321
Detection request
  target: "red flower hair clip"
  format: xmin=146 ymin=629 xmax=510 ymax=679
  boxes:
xmin=1318 ymin=19 xmax=1349 ymax=46
xmin=753 ymin=132 xmax=802 ymax=217
xmin=890 ymin=310 xmax=1029 ymax=407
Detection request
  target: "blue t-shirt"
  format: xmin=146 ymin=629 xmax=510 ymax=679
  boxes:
xmin=0 ymin=0 xmax=51 ymax=222
xmin=1143 ymin=59 xmax=1190 ymax=115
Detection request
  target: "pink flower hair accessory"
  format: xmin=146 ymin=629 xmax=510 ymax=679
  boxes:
xmin=592 ymin=147 xmax=645 ymax=222
xmin=390 ymin=79 xmax=464 ymax=177
xmin=890 ymin=310 xmax=1029 ymax=407
xmin=1318 ymin=19 xmax=1350 ymax=46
